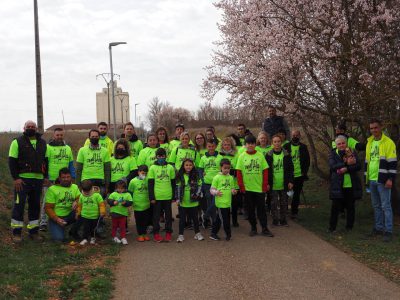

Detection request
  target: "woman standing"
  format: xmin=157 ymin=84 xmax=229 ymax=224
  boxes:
xmin=156 ymin=127 xmax=170 ymax=157
xmin=123 ymin=122 xmax=143 ymax=158
xmin=328 ymin=135 xmax=362 ymax=232
xmin=168 ymin=132 xmax=200 ymax=170
xmin=194 ymin=132 xmax=207 ymax=158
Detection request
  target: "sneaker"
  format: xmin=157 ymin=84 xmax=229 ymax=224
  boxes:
xmin=136 ymin=236 xmax=145 ymax=242
xmin=39 ymin=225 xmax=47 ymax=232
xmin=249 ymin=230 xmax=258 ymax=237
xmin=153 ymin=233 xmax=163 ymax=243
xmin=29 ymin=233 xmax=44 ymax=241
xmin=112 ymin=237 xmax=121 ymax=244
xmin=262 ymin=228 xmax=274 ymax=237
xmin=90 ymin=238 xmax=96 ymax=245
xmin=366 ymin=228 xmax=384 ymax=237
xmin=272 ymin=220 xmax=280 ymax=226
xmin=232 ymin=222 xmax=239 ymax=227
xmin=144 ymin=235 xmax=150 ymax=241
xmin=194 ymin=232 xmax=204 ymax=241
xmin=12 ymin=234 xmax=23 ymax=243
xmin=383 ymin=232 xmax=392 ymax=243
xmin=80 ymin=239 xmax=88 ymax=246
xmin=126 ymin=229 xmax=130 ymax=235
xmin=209 ymin=234 xmax=221 ymax=241
xmin=225 ymin=235 xmax=231 ymax=241
xmin=121 ymin=238 xmax=128 ymax=245
xmin=280 ymin=220 xmax=289 ymax=227
xmin=165 ymin=232 xmax=172 ymax=242
xmin=176 ymin=235 xmax=185 ymax=243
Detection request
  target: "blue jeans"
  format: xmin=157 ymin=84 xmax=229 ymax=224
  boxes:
xmin=48 ymin=211 xmax=77 ymax=241
xmin=370 ymin=181 xmax=393 ymax=233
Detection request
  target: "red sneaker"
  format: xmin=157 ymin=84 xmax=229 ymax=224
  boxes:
xmin=136 ymin=235 xmax=145 ymax=242
xmin=153 ymin=233 xmax=163 ymax=243
xmin=144 ymin=235 xmax=150 ymax=241
xmin=165 ymin=232 xmax=172 ymax=242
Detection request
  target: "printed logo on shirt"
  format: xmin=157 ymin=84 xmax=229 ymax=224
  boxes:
xmin=292 ymin=150 xmax=300 ymax=162
xmin=204 ymin=158 xmax=217 ymax=169
xmin=138 ymin=182 xmax=147 ymax=192
xmin=58 ymin=191 xmax=74 ymax=206
xmin=274 ymin=157 xmax=283 ymax=171
xmin=179 ymin=151 xmax=194 ymax=163
xmin=221 ymin=178 xmax=231 ymax=189
xmin=371 ymin=145 xmax=379 ymax=160
xmin=157 ymin=169 xmax=170 ymax=181
xmin=82 ymin=196 xmax=95 ymax=206
xmin=53 ymin=148 xmax=69 ymax=162
xmin=244 ymin=159 xmax=261 ymax=173
xmin=112 ymin=161 xmax=125 ymax=174
xmin=87 ymin=152 xmax=103 ymax=164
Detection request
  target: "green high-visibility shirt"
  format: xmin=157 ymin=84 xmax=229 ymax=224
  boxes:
xmin=128 ymin=177 xmax=150 ymax=211
xmin=45 ymin=184 xmax=80 ymax=217
xmin=291 ymin=145 xmax=302 ymax=178
xmin=137 ymin=147 xmax=158 ymax=167
xmin=272 ymin=152 xmax=284 ymax=191
xmin=368 ymin=140 xmax=381 ymax=181
xmin=199 ymin=153 xmax=222 ymax=184
xmin=110 ymin=156 xmax=137 ymax=183
xmin=211 ymin=173 xmax=234 ymax=208
xmin=148 ymin=164 xmax=176 ymax=200
xmin=108 ymin=192 xmax=133 ymax=216
xmin=76 ymin=146 xmax=110 ymax=181
xmin=47 ymin=145 xmax=74 ymax=181
xmin=236 ymin=151 xmax=268 ymax=193
xmin=79 ymin=192 xmax=104 ymax=219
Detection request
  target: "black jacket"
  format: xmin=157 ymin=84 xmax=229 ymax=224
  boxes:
xmin=328 ymin=149 xmax=362 ymax=200
xmin=263 ymin=116 xmax=290 ymax=139
xmin=265 ymin=149 xmax=294 ymax=190
xmin=283 ymin=141 xmax=310 ymax=178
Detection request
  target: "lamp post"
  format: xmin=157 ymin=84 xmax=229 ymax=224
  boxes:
xmin=134 ymin=103 xmax=140 ymax=126
xmin=109 ymin=42 xmax=127 ymax=140
xmin=96 ymin=73 xmax=120 ymax=125
xmin=116 ymin=93 xmax=127 ymax=125
xmin=34 ymin=0 xmax=44 ymax=133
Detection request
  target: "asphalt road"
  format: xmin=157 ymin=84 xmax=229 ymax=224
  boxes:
xmin=114 ymin=208 xmax=400 ymax=300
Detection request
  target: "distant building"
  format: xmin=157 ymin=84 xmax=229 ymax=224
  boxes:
xmin=46 ymin=123 xmax=98 ymax=132
xmin=96 ymin=81 xmax=130 ymax=125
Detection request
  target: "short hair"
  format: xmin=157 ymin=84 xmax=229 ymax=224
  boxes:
xmin=220 ymin=158 xmax=231 ymax=167
xmin=124 ymin=122 xmax=134 ymax=130
xmin=272 ymin=134 xmax=282 ymax=142
xmin=244 ymin=135 xmax=257 ymax=144
xmin=180 ymin=131 xmax=191 ymax=141
xmin=207 ymin=126 xmax=215 ymax=132
xmin=98 ymin=122 xmax=108 ymax=127
xmin=237 ymin=123 xmax=246 ymax=128
xmin=335 ymin=135 xmax=348 ymax=144
xmin=88 ymin=129 xmax=100 ymax=137
xmin=138 ymin=165 xmax=149 ymax=172
xmin=206 ymin=138 xmax=217 ymax=145
xmin=81 ymin=179 xmax=93 ymax=192
xmin=336 ymin=123 xmax=347 ymax=131
xmin=156 ymin=147 xmax=167 ymax=157
xmin=54 ymin=127 xmax=64 ymax=132
xmin=115 ymin=180 xmax=127 ymax=190
xmin=369 ymin=118 xmax=382 ymax=126
xmin=58 ymin=167 xmax=70 ymax=177
xmin=146 ymin=132 xmax=158 ymax=142
xmin=175 ymin=123 xmax=185 ymax=130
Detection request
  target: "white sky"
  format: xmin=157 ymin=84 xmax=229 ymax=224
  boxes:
xmin=0 ymin=0 xmax=223 ymax=131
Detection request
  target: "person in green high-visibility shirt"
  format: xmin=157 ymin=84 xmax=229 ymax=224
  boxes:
xmin=169 ymin=123 xmax=185 ymax=152
xmin=283 ymin=130 xmax=310 ymax=220
xmin=205 ymin=126 xmax=222 ymax=151
xmin=8 ymin=120 xmax=48 ymax=243
xmin=156 ymin=127 xmax=170 ymax=157
xmin=84 ymin=122 xmax=114 ymax=156
xmin=266 ymin=135 xmax=294 ymax=226
xmin=137 ymin=133 xmax=159 ymax=167
xmin=39 ymin=127 xmax=75 ymax=232
xmin=168 ymin=132 xmax=200 ymax=170
xmin=328 ymin=135 xmax=362 ymax=234
xmin=123 ymin=122 xmax=144 ymax=158
xmin=331 ymin=123 xmax=365 ymax=151
xmin=236 ymin=123 xmax=252 ymax=146
xmin=76 ymin=129 xmax=111 ymax=198
xmin=194 ymin=132 xmax=207 ymax=158
xmin=365 ymin=119 xmax=397 ymax=242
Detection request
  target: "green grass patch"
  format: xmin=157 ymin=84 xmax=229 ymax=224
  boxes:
xmin=298 ymin=175 xmax=400 ymax=284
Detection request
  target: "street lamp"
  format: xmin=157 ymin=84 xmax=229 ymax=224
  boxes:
xmin=109 ymin=41 xmax=127 ymax=140
xmin=134 ymin=103 xmax=140 ymax=126
xmin=96 ymin=73 xmax=120 ymax=125
xmin=116 ymin=93 xmax=127 ymax=125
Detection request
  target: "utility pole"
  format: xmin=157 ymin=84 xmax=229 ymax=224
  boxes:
xmin=96 ymin=73 xmax=120 ymax=125
xmin=34 ymin=0 xmax=44 ymax=132
xmin=116 ymin=93 xmax=127 ymax=125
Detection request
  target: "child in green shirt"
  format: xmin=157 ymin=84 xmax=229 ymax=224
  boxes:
xmin=175 ymin=159 xmax=204 ymax=243
xmin=137 ymin=133 xmax=159 ymax=167
xmin=107 ymin=180 xmax=133 ymax=245
xmin=148 ymin=148 xmax=176 ymax=242
xmin=128 ymin=165 xmax=151 ymax=242
xmin=76 ymin=180 xmax=106 ymax=246
xmin=210 ymin=159 xmax=237 ymax=241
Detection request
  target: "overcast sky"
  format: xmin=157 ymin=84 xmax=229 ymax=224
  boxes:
xmin=0 ymin=0 xmax=223 ymax=131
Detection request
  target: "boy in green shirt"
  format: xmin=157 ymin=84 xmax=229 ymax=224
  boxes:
xmin=210 ymin=159 xmax=237 ymax=241
xmin=148 ymin=148 xmax=176 ymax=242
xmin=76 ymin=180 xmax=106 ymax=245
xmin=237 ymin=135 xmax=274 ymax=237
xmin=265 ymin=135 xmax=294 ymax=226
xmin=128 ymin=165 xmax=151 ymax=242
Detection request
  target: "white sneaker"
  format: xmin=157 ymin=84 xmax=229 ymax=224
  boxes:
xmin=176 ymin=235 xmax=185 ymax=243
xmin=121 ymin=238 xmax=128 ymax=245
xmin=90 ymin=238 xmax=96 ymax=245
xmin=194 ymin=232 xmax=204 ymax=241
xmin=112 ymin=237 xmax=121 ymax=244
xmin=79 ymin=239 xmax=88 ymax=246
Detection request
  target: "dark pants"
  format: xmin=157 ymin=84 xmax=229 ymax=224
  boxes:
xmin=202 ymin=184 xmax=216 ymax=223
xmin=212 ymin=207 xmax=231 ymax=237
xmin=245 ymin=191 xmax=268 ymax=231
xmin=134 ymin=209 xmax=150 ymax=235
xmin=329 ymin=188 xmax=355 ymax=231
xmin=265 ymin=192 xmax=272 ymax=213
xmin=231 ymin=193 xmax=240 ymax=225
xmin=81 ymin=217 xmax=98 ymax=240
xmin=271 ymin=190 xmax=288 ymax=222
xmin=178 ymin=206 xmax=200 ymax=235
xmin=11 ymin=178 xmax=43 ymax=235
xmin=153 ymin=200 xmax=172 ymax=234
xmin=292 ymin=176 xmax=305 ymax=215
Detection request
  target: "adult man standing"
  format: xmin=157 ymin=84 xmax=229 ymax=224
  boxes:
xmin=236 ymin=123 xmax=252 ymax=146
xmin=169 ymin=123 xmax=185 ymax=151
xmin=262 ymin=106 xmax=290 ymax=140
xmin=123 ymin=122 xmax=144 ymax=158
xmin=8 ymin=120 xmax=48 ymax=242
xmin=365 ymin=119 xmax=397 ymax=242
xmin=331 ymin=123 xmax=365 ymax=151
xmin=39 ymin=127 xmax=75 ymax=231
xmin=84 ymin=122 xmax=114 ymax=156
xmin=76 ymin=129 xmax=111 ymax=197
xmin=283 ymin=130 xmax=310 ymax=219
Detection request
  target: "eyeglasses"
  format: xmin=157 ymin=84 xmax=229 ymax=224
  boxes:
xmin=196 ymin=137 xmax=204 ymax=140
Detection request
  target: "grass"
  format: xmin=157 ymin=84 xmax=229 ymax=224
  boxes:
xmin=298 ymin=175 xmax=400 ymax=284
xmin=0 ymin=133 xmax=120 ymax=300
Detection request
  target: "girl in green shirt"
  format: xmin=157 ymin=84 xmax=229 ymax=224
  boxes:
xmin=156 ymin=127 xmax=170 ymax=157
xmin=168 ymin=132 xmax=200 ymax=170
xmin=194 ymin=132 xmax=207 ymax=158
xmin=176 ymin=159 xmax=204 ymax=242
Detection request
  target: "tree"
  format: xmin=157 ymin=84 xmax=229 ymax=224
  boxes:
xmin=147 ymin=97 xmax=165 ymax=131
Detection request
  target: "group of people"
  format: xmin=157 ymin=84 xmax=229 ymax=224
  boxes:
xmin=8 ymin=107 xmax=397 ymax=245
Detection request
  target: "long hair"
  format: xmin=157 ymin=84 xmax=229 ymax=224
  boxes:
xmin=113 ymin=138 xmax=131 ymax=157
xmin=194 ymin=132 xmax=206 ymax=151
xmin=177 ymin=159 xmax=199 ymax=197
xmin=156 ymin=126 xmax=169 ymax=143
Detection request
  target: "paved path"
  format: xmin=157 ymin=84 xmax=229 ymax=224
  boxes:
xmin=114 ymin=209 xmax=400 ymax=300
